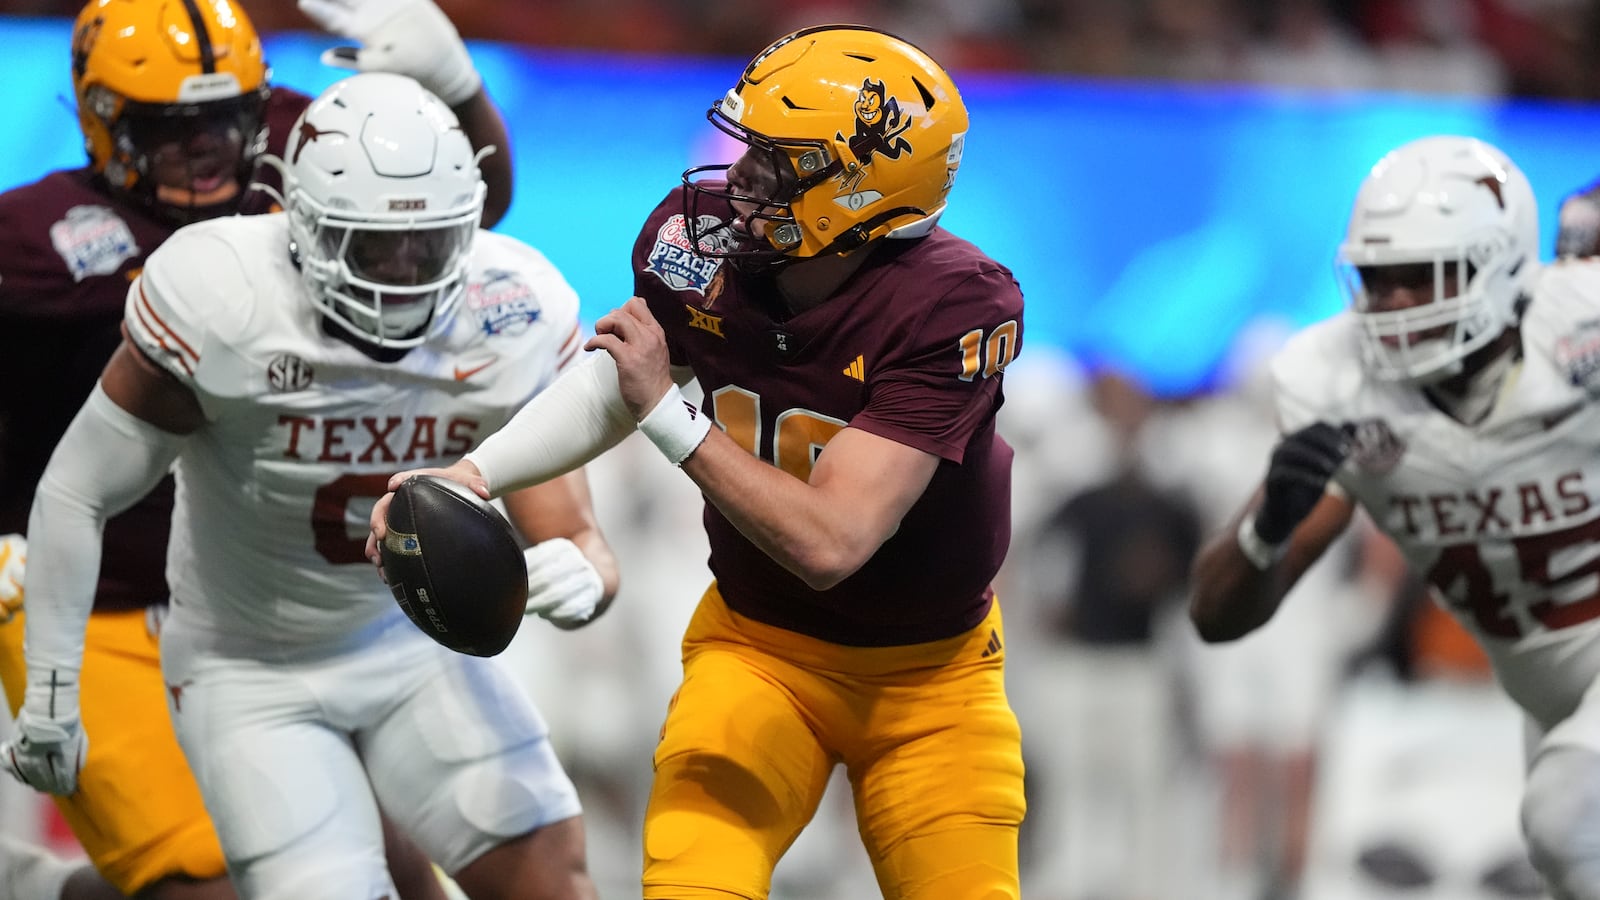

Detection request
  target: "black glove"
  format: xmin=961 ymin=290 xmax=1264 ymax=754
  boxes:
xmin=1254 ymin=422 xmax=1353 ymax=545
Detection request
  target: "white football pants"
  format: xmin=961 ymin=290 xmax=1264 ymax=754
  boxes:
xmin=160 ymin=612 xmax=582 ymax=900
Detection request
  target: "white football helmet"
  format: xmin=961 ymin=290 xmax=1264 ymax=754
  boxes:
xmin=283 ymin=72 xmax=485 ymax=349
xmin=1337 ymin=135 xmax=1538 ymax=383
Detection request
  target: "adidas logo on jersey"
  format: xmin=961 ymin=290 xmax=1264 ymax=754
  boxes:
xmin=842 ymin=355 xmax=865 ymax=382
xmin=980 ymin=628 xmax=1002 ymax=658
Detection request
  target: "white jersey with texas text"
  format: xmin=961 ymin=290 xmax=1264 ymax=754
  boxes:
xmin=1274 ymin=260 xmax=1600 ymax=731
xmin=125 ymin=212 xmax=581 ymax=653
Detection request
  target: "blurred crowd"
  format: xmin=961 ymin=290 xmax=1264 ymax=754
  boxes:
xmin=4 ymin=0 xmax=1599 ymax=99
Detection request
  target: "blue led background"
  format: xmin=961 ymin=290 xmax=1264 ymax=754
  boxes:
xmin=7 ymin=16 xmax=1600 ymax=395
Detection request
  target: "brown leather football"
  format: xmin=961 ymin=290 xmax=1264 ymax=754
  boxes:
xmin=380 ymin=474 xmax=526 ymax=657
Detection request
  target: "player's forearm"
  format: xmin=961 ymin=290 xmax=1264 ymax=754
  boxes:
xmin=24 ymin=385 xmax=183 ymax=674
xmin=466 ymin=353 xmax=637 ymax=495
xmin=454 ymin=87 xmax=513 ymax=228
xmin=23 ymin=478 xmax=103 ymax=679
xmin=570 ymin=525 xmax=620 ymax=604
xmin=680 ymin=429 xmax=892 ymax=591
xmin=1188 ymin=526 xmax=1287 ymax=642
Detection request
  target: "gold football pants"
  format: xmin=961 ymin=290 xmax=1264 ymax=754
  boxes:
xmin=1 ymin=608 xmax=226 ymax=893
xmin=642 ymin=584 xmax=1025 ymax=899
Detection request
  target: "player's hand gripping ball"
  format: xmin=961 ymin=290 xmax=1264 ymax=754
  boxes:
xmin=380 ymin=475 xmax=527 ymax=656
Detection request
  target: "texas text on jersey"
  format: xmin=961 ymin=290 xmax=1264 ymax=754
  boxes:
xmin=125 ymin=213 xmax=580 ymax=647
xmin=1274 ymin=259 xmax=1600 ymax=730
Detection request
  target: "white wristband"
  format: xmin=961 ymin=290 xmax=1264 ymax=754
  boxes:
xmin=1237 ymin=513 xmax=1288 ymax=571
xmin=638 ymin=383 xmax=711 ymax=466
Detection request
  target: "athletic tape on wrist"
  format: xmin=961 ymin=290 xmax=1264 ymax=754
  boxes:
xmin=638 ymin=384 xmax=711 ymax=466
xmin=1236 ymin=513 xmax=1288 ymax=571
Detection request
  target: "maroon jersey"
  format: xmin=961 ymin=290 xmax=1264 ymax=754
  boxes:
xmin=633 ymin=187 xmax=1023 ymax=646
xmin=0 ymin=87 xmax=308 ymax=612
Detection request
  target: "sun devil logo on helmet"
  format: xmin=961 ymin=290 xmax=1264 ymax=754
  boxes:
xmin=844 ymin=79 xmax=913 ymax=165
xmin=831 ymin=79 xmax=914 ymax=210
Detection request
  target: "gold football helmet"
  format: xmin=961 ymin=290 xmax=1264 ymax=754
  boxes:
xmin=71 ymin=0 xmax=269 ymax=219
xmin=684 ymin=25 xmax=969 ymax=264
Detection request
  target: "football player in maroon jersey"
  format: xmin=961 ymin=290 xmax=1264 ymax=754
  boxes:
xmin=371 ymin=25 xmax=1028 ymax=899
xmin=0 ymin=0 xmax=511 ymax=897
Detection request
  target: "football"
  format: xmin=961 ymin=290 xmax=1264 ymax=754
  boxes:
xmin=380 ymin=474 xmax=527 ymax=657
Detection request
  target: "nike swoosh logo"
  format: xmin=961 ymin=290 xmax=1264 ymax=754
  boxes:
xmin=453 ymin=358 xmax=496 ymax=381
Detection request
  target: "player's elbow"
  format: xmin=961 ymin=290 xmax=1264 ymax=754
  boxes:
xmin=802 ymin=571 xmax=850 ymax=592
xmin=769 ymin=509 xmax=892 ymax=590
xmin=792 ymin=554 xmax=859 ymax=592
xmin=788 ymin=539 xmax=875 ymax=592
xmin=1189 ymin=603 xmax=1241 ymax=643
xmin=1188 ymin=590 xmax=1266 ymax=643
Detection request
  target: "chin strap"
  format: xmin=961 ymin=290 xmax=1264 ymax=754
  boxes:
xmin=811 ymin=206 xmax=927 ymax=258
xmin=1424 ymin=342 xmax=1520 ymax=426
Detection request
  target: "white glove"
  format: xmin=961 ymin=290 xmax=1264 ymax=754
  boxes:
xmin=0 ymin=534 xmax=24 ymax=624
xmin=298 ymin=0 xmax=482 ymax=107
xmin=3 ymin=669 xmax=87 ymax=796
xmin=523 ymin=538 xmax=607 ymax=630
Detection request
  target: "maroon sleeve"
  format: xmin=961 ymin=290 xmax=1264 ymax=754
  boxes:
xmin=854 ymin=266 xmax=1023 ymax=463
xmin=0 ymin=174 xmax=111 ymax=316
